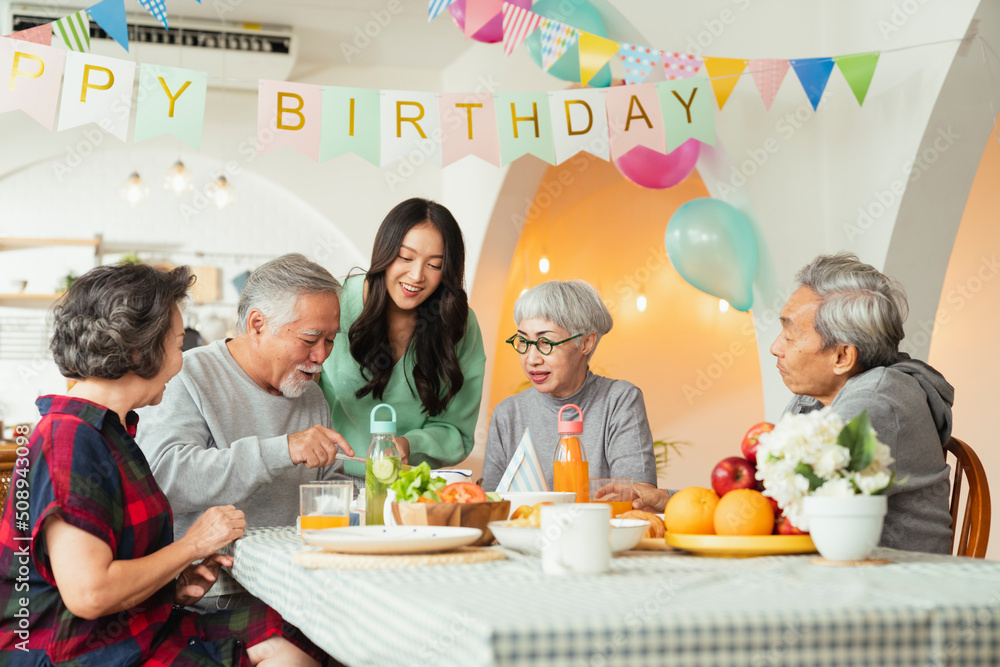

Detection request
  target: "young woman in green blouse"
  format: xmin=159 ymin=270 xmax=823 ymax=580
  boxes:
xmin=319 ymin=198 xmax=486 ymax=477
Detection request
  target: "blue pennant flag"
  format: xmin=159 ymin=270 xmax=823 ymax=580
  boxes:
xmin=790 ymin=57 xmax=835 ymax=111
xmin=87 ymin=0 xmax=129 ymax=52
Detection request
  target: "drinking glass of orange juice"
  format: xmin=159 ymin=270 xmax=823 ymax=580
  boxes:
xmin=589 ymin=479 xmax=634 ymax=518
xmin=300 ymin=481 xmax=352 ymax=530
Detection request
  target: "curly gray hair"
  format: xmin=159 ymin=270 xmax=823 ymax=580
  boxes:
xmin=514 ymin=280 xmax=613 ymax=359
xmin=51 ymin=264 xmax=194 ymax=380
xmin=235 ymin=254 xmax=343 ymax=335
xmin=796 ymin=252 xmax=908 ymax=371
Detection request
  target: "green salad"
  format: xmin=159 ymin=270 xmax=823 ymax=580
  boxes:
xmin=389 ymin=462 xmax=447 ymax=502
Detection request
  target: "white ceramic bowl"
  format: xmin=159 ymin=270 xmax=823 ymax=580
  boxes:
xmin=488 ymin=518 xmax=651 ymax=555
xmin=497 ymin=492 xmax=577 ymax=519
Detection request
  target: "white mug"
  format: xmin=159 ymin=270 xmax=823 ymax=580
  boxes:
xmin=540 ymin=503 xmax=611 ymax=575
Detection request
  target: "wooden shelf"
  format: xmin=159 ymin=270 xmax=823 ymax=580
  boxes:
xmin=0 ymin=293 xmax=61 ymax=309
xmin=0 ymin=237 xmax=100 ymax=252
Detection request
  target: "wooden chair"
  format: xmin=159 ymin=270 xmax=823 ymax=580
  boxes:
xmin=0 ymin=442 xmax=16 ymax=512
xmin=946 ymin=437 xmax=992 ymax=558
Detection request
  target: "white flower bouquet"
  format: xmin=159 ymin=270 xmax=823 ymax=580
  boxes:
xmin=754 ymin=407 xmax=896 ymax=531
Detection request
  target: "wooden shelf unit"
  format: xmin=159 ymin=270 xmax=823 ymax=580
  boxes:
xmin=0 ymin=235 xmax=102 ymax=309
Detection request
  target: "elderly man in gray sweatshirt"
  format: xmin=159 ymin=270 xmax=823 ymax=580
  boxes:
xmin=771 ymin=252 xmax=954 ymax=554
xmin=138 ymin=253 xmax=355 ymax=609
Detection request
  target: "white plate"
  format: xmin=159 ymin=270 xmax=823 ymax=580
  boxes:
xmin=301 ymin=526 xmax=482 ymax=554
xmin=488 ymin=520 xmax=650 ymax=555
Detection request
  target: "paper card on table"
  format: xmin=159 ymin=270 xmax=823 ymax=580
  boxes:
xmin=496 ymin=428 xmax=550 ymax=493
xmin=320 ymin=86 xmax=380 ymax=165
xmin=57 ymin=51 xmax=135 ymax=141
xmin=257 ymin=79 xmax=323 ymax=161
xmin=0 ymin=39 xmax=65 ymax=130
xmin=380 ymin=90 xmax=441 ymax=167
xmin=134 ymin=64 xmax=207 ymax=150
xmin=605 ymin=83 xmax=666 ymax=159
xmin=547 ymin=87 xmax=609 ymax=164
xmin=439 ymin=92 xmax=500 ymax=167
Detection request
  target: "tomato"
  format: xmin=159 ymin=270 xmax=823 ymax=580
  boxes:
xmin=438 ymin=482 xmax=488 ymax=504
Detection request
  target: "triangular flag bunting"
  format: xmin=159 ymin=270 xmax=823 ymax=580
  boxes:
xmin=54 ymin=11 xmax=91 ymax=53
xmin=835 ymin=52 xmax=880 ymax=106
xmin=539 ymin=18 xmax=577 ymax=72
xmin=702 ymin=57 xmax=748 ymax=109
xmin=501 ymin=3 xmax=542 ymax=57
xmin=136 ymin=0 xmax=168 ymax=29
xmin=618 ymin=43 xmax=660 ymax=86
xmin=662 ymin=51 xmax=702 ymax=80
xmin=749 ymin=59 xmax=789 ymax=110
xmin=428 ymin=0 xmax=457 ymax=21
xmin=465 ymin=0 xmax=501 ymax=38
xmin=87 ymin=0 xmax=128 ymax=51
xmin=5 ymin=24 xmax=52 ymax=45
xmin=578 ymin=31 xmax=620 ymax=86
xmin=790 ymin=57 xmax=835 ymax=110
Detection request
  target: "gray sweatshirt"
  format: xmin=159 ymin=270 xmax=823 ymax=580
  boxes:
xmin=786 ymin=353 xmax=954 ymax=554
xmin=137 ymin=339 xmax=346 ymax=541
xmin=482 ymin=371 xmax=658 ymax=492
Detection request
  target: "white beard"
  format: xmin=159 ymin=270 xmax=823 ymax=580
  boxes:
xmin=279 ymin=364 xmax=322 ymax=398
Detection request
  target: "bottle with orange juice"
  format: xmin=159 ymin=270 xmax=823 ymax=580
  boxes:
xmin=553 ymin=404 xmax=589 ymax=503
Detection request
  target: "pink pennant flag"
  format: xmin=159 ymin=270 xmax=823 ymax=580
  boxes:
xmin=749 ymin=59 xmax=790 ymax=110
xmin=663 ymin=51 xmax=703 ymax=80
xmin=5 ymin=24 xmax=53 ymax=45
xmin=465 ymin=0 xmax=501 ymax=38
xmin=0 ymin=39 xmax=65 ymax=129
xmin=501 ymin=2 xmax=541 ymax=56
xmin=257 ymin=80 xmax=323 ymax=161
xmin=440 ymin=92 xmax=500 ymax=167
xmin=605 ymin=83 xmax=666 ymax=160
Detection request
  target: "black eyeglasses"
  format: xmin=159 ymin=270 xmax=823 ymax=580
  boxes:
xmin=505 ymin=333 xmax=582 ymax=356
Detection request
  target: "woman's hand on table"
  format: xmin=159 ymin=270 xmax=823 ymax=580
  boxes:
xmin=182 ymin=505 xmax=246 ymax=560
xmin=632 ymin=483 xmax=671 ymax=513
xmin=174 ymin=553 xmax=233 ymax=606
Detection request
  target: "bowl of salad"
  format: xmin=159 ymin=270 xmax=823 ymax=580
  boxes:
xmin=389 ymin=463 xmax=510 ymax=546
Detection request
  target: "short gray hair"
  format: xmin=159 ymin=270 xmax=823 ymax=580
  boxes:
xmin=236 ymin=253 xmax=342 ymax=334
xmin=795 ymin=252 xmax=908 ymax=371
xmin=514 ymin=280 xmax=613 ymax=357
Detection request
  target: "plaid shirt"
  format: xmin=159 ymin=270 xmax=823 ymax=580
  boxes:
xmin=0 ymin=396 xmax=323 ymax=667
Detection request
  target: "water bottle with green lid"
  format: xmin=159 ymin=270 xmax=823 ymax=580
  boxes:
xmin=366 ymin=403 xmax=401 ymax=526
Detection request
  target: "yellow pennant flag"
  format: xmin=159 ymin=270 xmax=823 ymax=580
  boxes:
xmin=578 ymin=31 xmax=621 ymax=86
xmin=703 ymin=57 xmax=748 ymax=109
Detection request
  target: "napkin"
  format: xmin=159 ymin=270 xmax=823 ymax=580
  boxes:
xmin=496 ymin=428 xmax=550 ymax=492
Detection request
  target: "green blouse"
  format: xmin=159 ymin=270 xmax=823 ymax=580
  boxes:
xmin=319 ymin=275 xmax=487 ymax=477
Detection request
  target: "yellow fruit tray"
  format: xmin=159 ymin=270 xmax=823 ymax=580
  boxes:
xmin=665 ymin=533 xmax=816 ymax=558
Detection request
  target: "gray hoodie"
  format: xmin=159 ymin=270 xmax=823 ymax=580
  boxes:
xmin=786 ymin=353 xmax=954 ymax=554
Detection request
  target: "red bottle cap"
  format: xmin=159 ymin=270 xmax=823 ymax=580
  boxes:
xmin=557 ymin=404 xmax=584 ymax=435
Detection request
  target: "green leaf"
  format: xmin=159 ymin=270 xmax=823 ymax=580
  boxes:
xmin=795 ymin=463 xmax=825 ymax=491
xmin=839 ymin=411 xmax=878 ymax=472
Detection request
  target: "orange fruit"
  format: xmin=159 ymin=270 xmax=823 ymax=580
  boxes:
xmin=713 ymin=489 xmax=775 ymax=536
xmin=664 ymin=487 xmax=720 ymax=535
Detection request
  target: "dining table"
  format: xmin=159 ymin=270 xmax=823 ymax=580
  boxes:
xmin=227 ymin=526 xmax=1000 ymax=667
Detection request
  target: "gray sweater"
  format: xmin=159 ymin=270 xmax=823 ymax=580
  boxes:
xmin=137 ymin=339 xmax=346 ymax=541
xmin=786 ymin=353 xmax=954 ymax=554
xmin=482 ymin=371 xmax=658 ymax=492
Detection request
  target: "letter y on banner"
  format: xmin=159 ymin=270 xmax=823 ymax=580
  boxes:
xmin=258 ymin=80 xmax=323 ymax=161
xmin=57 ymin=51 xmax=135 ymax=141
xmin=134 ymin=64 xmax=207 ymax=149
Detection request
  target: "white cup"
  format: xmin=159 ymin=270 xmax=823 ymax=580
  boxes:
xmin=540 ymin=503 xmax=611 ymax=575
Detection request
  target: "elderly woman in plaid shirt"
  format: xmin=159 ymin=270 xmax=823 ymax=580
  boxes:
xmin=0 ymin=264 xmax=326 ymax=666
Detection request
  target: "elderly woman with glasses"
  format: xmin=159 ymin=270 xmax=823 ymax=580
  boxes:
xmin=482 ymin=280 xmax=670 ymax=510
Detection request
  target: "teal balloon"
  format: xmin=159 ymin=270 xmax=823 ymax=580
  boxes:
xmin=665 ymin=198 xmax=758 ymax=312
xmin=524 ymin=0 xmax=611 ymax=87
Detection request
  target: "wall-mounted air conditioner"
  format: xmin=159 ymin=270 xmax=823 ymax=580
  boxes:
xmin=3 ymin=3 xmax=297 ymax=89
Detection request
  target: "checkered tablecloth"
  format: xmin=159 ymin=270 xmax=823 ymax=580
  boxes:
xmin=229 ymin=527 xmax=1000 ymax=667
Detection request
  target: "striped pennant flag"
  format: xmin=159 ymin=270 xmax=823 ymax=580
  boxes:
xmin=137 ymin=0 xmax=168 ymax=29
xmin=54 ymin=10 xmax=90 ymax=52
xmin=539 ymin=18 xmax=577 ymax=72
xmin=618 ymin=43 xmax=660 ymax=85
xmin=501 ymin=2 xmax=541 ymax=56
xmin=428 ymin=0 xmax=457 ymax=21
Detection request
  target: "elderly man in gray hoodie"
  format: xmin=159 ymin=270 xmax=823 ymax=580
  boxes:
xmin=771 ymin=252 xmax=954 ymax=554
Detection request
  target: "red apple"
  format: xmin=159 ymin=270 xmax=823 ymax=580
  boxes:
xmin=710 ymin=456 xmax=757 ymax=497
xmin=775 ymin=513 xmax=809 ymax=535
xmin=766 ymin=495 xmax=780 ymax=516
xmin=740 ymin=422 xmax=775 ymax=465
